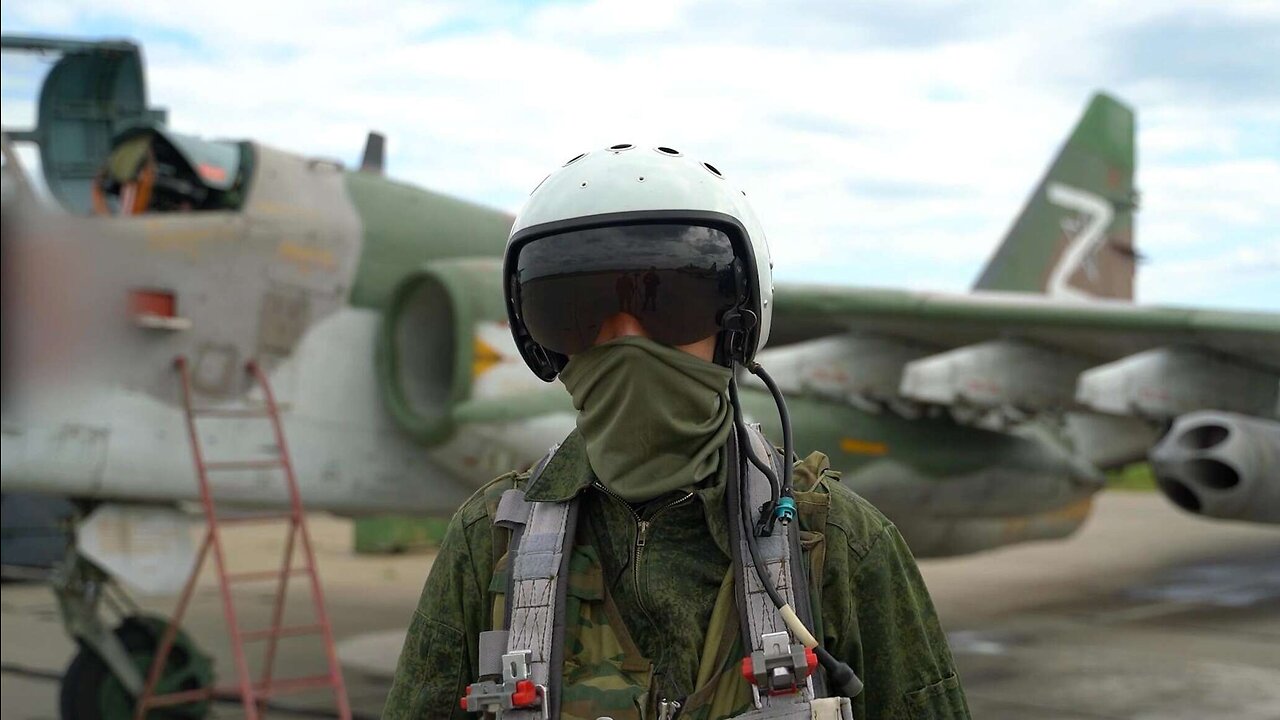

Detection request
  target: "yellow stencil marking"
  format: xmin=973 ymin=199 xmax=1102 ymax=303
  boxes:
xmin=278 ymin=241 xmax=337 ymax=273
xmin=473 ymin=337 xmax=503 ymax=378
xmin=1047 ymin=496 xmax=1094 ymax=522
xmin=840 ymin=438 xmax=888 ymax=456
xmin=252 ymin=201 xmax=311 ymax=216
xmin=1001 ymin=497 xmax=1094 ymax=542
xmin=145 ymin=227 xmax=219 ymax=259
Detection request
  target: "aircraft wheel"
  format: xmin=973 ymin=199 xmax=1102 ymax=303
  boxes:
xmin=60 ymin=615 xmax=213 ymax=720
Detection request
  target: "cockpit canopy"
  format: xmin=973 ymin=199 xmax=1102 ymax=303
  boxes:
xmin=2 ymin=37 xmax=257 ymax=216
xmin=94 ymin=128 xmax=252 ymax=215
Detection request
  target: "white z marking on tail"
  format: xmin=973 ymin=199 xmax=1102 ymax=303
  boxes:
xmin=1046 ymin=182 xmax=1113 ymax=299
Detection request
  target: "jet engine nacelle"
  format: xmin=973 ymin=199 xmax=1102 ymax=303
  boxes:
xmin=1149 ymin=411 xmax=1280 ymax=524
xmin=376 ymin=257 xmax=524 ymax=446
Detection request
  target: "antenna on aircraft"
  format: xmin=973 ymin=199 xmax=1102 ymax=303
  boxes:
xmin=360 ymin=131 xmax=385 ymax=175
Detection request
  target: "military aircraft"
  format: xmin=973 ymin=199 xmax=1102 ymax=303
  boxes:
xmin=2 ymin=35 xmax=1277 ymax=717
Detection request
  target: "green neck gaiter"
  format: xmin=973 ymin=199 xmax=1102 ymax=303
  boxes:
xmin=559 ymin=336 xmax=734 ymax=503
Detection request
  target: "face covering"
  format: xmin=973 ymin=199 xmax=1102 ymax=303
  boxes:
xmin=559 ymin=336 xmax=734 ymax=502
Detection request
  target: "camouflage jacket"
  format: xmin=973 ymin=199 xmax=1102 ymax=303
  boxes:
xmin=384 ymin=430 xmax=969 ymax=719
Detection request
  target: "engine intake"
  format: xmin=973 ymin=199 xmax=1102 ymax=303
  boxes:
xmin=1149 ymin=411 xmax=1280 ymax=524
xmin=376 ymin=257 xmax=507 ymax=445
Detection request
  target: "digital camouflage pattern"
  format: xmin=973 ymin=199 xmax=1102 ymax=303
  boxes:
xmin=383 ymin=430 xmax=970 ymax=719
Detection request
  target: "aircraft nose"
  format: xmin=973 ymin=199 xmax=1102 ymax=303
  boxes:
xmin=0 ymin=210 xmax=119 ymax=407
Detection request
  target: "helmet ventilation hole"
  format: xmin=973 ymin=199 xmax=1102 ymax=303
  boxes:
xmin=656 ymin=146 xmax=682 ymax=156
xmin=580 ymin=181 xmax=589 ymax=188
xmin=564 ymin=152 xmax=587 ymax=166
xmin=609 ymin=143 xmax=634 ymax=151
xmin=637 ymin=176 xmax=646 ymax=182
xmin=702 ymin=162 xmax=723 ymax=177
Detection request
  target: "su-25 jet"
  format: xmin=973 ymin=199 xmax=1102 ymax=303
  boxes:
xmin=2 ymin=35 xmax=1278 ymax=717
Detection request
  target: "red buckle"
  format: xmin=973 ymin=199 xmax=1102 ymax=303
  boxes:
xmin=741 ymin=649 xmax=820 ymax=695
xmin=460 ymin=684 xmax=472 ymax=711
xmin=511 ymin=678 xmax=539 ymax=708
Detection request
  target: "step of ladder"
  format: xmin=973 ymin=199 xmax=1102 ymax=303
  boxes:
xmin=204 ymin=459 xmax=285 ymax=472
xmin=240 ymin=623 xmax=327 ymax=642
xmin=134 ymin=356 xmax=352 ymax=720
xmin=225 ymin=566 xmax=311 ymax=584
xmin=191 ymin=407 xmax=272 ymax=418
xmin=216 ymin=512 xmax=295 ymax=526
xmin=255 ymin=674 xmax=342 ymax=699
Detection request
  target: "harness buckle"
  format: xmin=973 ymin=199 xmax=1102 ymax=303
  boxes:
xmin=460 ymin=649 xmax=547 ymax=717
xmin=502 ymin=650 xmax=532 ymax=684
xmin=740 ymin=631 xmax=818 ymax=697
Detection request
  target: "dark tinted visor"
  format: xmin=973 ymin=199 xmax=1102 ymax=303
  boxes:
xmin=515 ymin=224 xmax=741 ymax=355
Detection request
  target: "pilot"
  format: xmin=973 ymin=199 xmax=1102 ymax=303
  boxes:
xmin=383 ymin=146 xmax=969 ymax=719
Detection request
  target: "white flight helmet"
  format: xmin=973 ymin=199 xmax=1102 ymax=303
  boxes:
xmin=503 ymin=144 xmax=774 ymax=380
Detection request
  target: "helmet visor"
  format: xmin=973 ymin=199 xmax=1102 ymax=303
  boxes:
xmin=515 ymin=224 xmax=741 ymax=355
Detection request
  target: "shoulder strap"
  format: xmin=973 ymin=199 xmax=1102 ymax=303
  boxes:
xmin=488 ymin=444 xmax=559 ymax=623
xmin=478 ymin=443 xmax=577 ymax=719
xmin=504 ymin=495 xmax=578 ymax=719
xmin=728 ymin=424 xmax=829 ymax=710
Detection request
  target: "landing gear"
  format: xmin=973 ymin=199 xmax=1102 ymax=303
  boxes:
xmin=53 ymin=551 xmax=212 ymax=720
xmin=61 ymin=615 xmax=212 ymax=720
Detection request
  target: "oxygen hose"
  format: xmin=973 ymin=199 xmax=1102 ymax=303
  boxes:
xmin=746 ymin=362 xmax=794 ymax=498
xmin=728 ymin=370 xmax=864 ymax=699
xmin=728 ymin=378 xmax=781 ymax=505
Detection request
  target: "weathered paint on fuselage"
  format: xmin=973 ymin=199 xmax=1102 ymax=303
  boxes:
xmin=1 ymin=141 xmax=512 ymax=514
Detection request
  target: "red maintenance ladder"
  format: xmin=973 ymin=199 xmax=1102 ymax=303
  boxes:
xmin=134 ymin=357 xmax=352 ymax=720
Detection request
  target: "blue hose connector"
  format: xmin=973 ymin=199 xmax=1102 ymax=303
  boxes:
xmin=774 ymin=496 xmax=797 ymax=525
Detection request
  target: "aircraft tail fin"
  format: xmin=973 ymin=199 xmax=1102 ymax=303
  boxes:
xmin=359 ymin=131 xmax=386 ymax=175
xmin=973 ymin=92 xmax=1138 ymax=300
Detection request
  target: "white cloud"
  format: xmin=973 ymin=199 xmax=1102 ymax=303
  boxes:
xmin=1140 ymin=160 xmax=1280 ymax=253
xmin=2 ymin=0 xmax=1276 ymax=310
xmin=1140 ymin=239 xmax=1280 ymax=308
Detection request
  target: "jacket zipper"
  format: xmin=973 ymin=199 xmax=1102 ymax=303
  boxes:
xmin=592 ymin=483 xmax=693 ymax=614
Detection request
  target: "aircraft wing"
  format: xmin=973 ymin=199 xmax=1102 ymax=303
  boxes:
xmin=759 ymin=283 xmax=1280 ymax=524
xmin=770 ymin=284 xmax=1280 ymax=372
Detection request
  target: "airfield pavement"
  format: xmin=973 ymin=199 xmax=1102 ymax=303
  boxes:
xmin=2 ymin=491 xmax=1278 ymax=719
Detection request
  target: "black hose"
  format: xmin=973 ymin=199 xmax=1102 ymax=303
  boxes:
xmin=746 ymin=362 xmax=794 ymax=496
xmin=728 ymin=377 xmax=781 ymax=507
xmin=814 ymin=645 xmax=864 ymax=698
xmin=729 ymin=410 xmax=789 ymax=612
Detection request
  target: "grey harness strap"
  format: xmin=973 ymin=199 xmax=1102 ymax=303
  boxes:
xmin=495 ymin=488 xmax=533 ymax=528
xmin=737 ymin=425 xmax=799 ymax=642
xmin=505 ymin=496 xmax=578 ymax=719
xmin=729 ymin=425 xmax=851 ymax=720
xmin=469 ymin=446 xmax=577 ymax=719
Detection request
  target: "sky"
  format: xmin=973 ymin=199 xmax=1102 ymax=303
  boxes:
xmin=3 ymin=0 xmax=1278 ymax=311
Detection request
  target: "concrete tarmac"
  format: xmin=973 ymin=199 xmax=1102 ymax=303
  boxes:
xmin=2 ymin=491 xmax=1277 ymax=719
